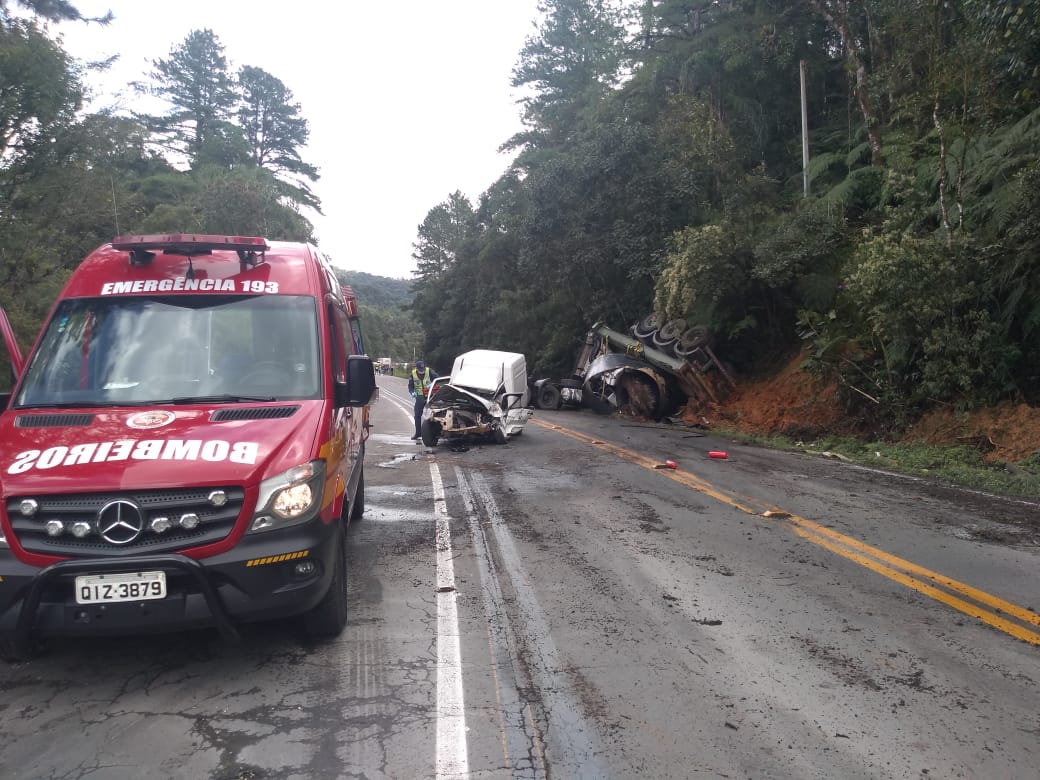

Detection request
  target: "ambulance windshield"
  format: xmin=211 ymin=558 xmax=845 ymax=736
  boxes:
xmin=14 ymin=294 xmax=321 ymax=407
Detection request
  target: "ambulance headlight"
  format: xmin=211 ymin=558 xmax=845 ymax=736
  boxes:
xmin=250 ymin=460 xmax=326 ymax=533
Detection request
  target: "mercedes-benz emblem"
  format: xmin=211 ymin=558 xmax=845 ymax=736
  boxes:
xmin=96 ymin=500 xmax=145 ymax=545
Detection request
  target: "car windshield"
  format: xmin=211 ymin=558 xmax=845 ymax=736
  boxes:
xmin=14 ymin=294 xmax=321 ymax=407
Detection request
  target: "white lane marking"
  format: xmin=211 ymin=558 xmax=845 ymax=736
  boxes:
xmin=379 ymin=385 xmax=417 ymax=420
xmin=431 ymin=461 xmax=469 ymax=779
xmin=455 ymin=466 xmax=547 ymax=778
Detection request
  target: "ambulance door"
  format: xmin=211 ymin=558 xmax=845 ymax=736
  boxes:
xmin=328 ymin=303 xmax=361 ymax=497
xmin=0 ymin=307 xmax=25 ymax=412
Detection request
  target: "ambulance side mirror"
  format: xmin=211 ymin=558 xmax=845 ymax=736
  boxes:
xmin=336 ymin=355 xmax=377 ymax=407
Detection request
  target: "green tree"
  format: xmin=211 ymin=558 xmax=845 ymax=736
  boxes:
xmin=412 ymin=191 xmax=476 ymax=280
xmin=141 ymin=28 xmax=239 ymax=166
xmin=0 ymin=14 xmax=82 ymax=162
xmin=964 ymin=0 xmax=1040 ymax=85
xmin=135 ymin=166 xmax=314 ymax=241
xmin=237 ymin=65 xmax=319 ymax=209
xmin=509 ymin=0 xmax=629 ymax=145
xmin=2 ymin=0 xmax=111 ymax=23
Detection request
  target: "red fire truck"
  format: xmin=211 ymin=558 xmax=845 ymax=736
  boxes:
xmin=0 ymin=234 xmax=377 ymax=661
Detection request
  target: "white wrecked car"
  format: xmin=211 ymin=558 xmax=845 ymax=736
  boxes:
xmin=420 ymin=349 xmax=534 ymax=447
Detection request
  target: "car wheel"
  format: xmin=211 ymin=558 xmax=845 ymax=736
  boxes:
xmin=303 ymin=527 xmax=348 ymax=639
xmin=421 ymin=420 xmax=440 ymax=447
xmin=349 ymin=469 xmax=365 ymax=522
xmin=493 ymin=425 xmax=508 ymax=445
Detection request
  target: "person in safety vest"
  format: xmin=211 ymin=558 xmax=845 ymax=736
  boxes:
xmin=408 ymin=359 xmax=439 ymax=440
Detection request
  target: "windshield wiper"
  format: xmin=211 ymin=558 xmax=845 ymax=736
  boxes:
xmin=16 ymin=401 xmax=112 ymax=410
xmin=165 ymin=394 xmax=278 ymax=404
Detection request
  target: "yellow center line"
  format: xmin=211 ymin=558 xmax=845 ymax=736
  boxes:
xmin=532 ymin=418 xmax=1040 ymax=646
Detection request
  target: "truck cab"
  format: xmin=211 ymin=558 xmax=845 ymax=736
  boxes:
xmin=0 ymin=234 xmax=377 ymax=660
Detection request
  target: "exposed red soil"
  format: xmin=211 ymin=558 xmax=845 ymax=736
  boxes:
xmin=682 ymin=352 xmax=1040 ymax=464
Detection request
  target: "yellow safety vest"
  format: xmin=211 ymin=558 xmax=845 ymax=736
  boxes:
xmin=411 ymin=367 xmax=432 ymax=398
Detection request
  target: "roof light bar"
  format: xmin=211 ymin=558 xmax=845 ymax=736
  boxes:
xmin=111 ymin=234 xmax=270 ymax=253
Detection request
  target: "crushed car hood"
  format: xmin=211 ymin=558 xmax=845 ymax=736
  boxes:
xmin=429 ymin=384 xmax=499 ymax=415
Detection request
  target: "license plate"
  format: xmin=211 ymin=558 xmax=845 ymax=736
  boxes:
xmin=75 ymin=571 xmax=167 ymax=604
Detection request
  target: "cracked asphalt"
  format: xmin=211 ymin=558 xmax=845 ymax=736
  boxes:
xmin=1 ymin=375 xmax=1038 ymax=778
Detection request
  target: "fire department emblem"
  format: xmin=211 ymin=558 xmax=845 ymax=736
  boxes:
xmin=127 ymin=410 xmax=175 ymax=430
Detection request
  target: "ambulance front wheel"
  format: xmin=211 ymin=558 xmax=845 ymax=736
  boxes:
xmin=303 ymin=527 xmax=348 ymax=638
xmin=0 ymin=636 xmax=45 ymax=663
xmin=421 ymin=420 xmax=440 ymax=447
xmin=349 ymin=469 xmax=365 ymax=522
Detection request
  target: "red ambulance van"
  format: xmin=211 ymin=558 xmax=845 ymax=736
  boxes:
xmin=0 ymin=234 xmax=377 ymax=660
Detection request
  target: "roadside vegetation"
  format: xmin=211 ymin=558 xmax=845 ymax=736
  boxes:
xmin=338 ymin=271 xmax=422 ymax=367
xmin=715 ymin=427 xmax=1040 ymax=500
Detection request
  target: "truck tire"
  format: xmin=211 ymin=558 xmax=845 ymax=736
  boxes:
xmin=303 ymin=527 xmax=348 ymax=639
xmin=421 ymin=420 xmax=440 ymax=447
xmin=632 ymin=313 xmax=661 ymax=340
xmin=536 ymin=383 xmax=562 ymax=410
xmin=658 ymin=318 xmax=688 ymax=341
xmin=675 ymin=325 xmax=713 ymax=356
xmin=651 ymin=331 xmax=678 ymax=355
xmin=349 ymin=469 xmax=365 ymax=522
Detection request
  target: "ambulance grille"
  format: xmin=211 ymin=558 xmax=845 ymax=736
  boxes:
xmin=15 ymin=413 xmax=94 ymax=427
xmin=211 ymin=405 xmax=299 ymax=421
xmin=6 ymin=487 xmax=245 ymax=558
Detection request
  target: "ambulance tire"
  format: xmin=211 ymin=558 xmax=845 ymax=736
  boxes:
xmin=0 ymin=636 xmax=44 ymax=663
xmin=421 ymin=420 xmax=440 ymax=447
xmin=303 ymin=527 xmax=348 ymax=638
xmin=349 ymin=469 xmax=365 ymax=522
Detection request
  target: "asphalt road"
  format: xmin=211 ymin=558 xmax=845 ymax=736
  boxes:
xmin=1 ymin=374 xmax=1037 ymax=779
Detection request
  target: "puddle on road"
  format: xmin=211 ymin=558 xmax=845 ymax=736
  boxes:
xmin=378 ymin=452 xmax=423 ymax=468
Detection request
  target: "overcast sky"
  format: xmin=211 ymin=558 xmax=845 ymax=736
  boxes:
xmin=56 ymin=1 xmax=541 ymax=279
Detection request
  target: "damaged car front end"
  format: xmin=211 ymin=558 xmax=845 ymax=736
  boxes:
xmin=420 ymin=350 xmax=534 ymax=448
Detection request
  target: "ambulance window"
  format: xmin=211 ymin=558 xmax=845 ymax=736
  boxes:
xmin=0 ymin=354 xmax=14 ymax=395
xmin=349 ymin=316 xmax=364 ymax=355
xmin=328 ymin=305 xmax=348 ymax=383
xmin=15 ymin=295 xmax=321 ymax=407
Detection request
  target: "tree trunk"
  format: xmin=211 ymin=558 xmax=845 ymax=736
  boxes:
xmin=810 ymin=0 xmax=884 ymax=166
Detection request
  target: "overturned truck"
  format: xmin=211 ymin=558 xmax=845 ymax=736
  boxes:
xmin=531 ymin=316 xmax=735 ymax=421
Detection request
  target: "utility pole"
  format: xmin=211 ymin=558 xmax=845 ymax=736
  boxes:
xmin=800 ymin=59 xmax=810 ymax=198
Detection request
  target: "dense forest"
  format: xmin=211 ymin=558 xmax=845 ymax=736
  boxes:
xmin=409 ymin=0 xmax=1039 ymax=434
xmin=1 ymin=1 xmax=1038 ymax=435
xmin=337 ymin=271 xmax=421 ymax=364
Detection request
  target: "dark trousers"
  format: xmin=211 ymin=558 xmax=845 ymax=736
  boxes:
xmin=414 ymin=397 xmax=427 ymax=436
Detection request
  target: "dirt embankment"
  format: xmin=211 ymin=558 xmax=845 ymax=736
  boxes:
xmin=682 ymin=353 xmax=1040 ymax=465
